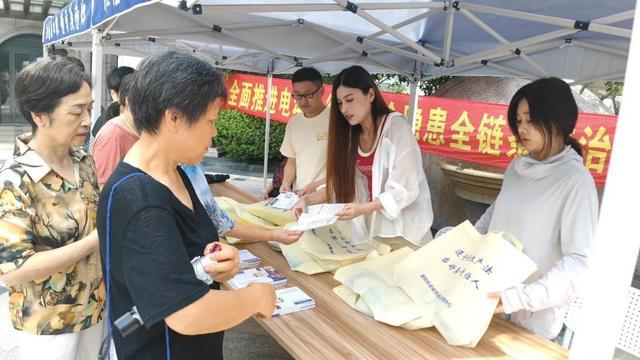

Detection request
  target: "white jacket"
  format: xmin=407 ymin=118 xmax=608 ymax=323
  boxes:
xmin=351 ymin=112 xmax=434 ymax=246
xmin=475 ymin=146 xmax=598 ymax=339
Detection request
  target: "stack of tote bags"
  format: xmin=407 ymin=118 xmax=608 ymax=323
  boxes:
xmin=333 ymin=220 xmax=537 ymax=347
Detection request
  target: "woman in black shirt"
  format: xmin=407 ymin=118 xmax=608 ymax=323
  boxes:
xmin=97 ymin=51 xmax=276 ymax=360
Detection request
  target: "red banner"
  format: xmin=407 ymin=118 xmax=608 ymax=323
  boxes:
xmin=224 ymin=73 xmax=616 ymax=187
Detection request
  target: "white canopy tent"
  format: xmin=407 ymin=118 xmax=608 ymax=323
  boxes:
xmin=45 ymin=0 xmax=634 ymax=154
xmin=44 ymin=0 xmax=635 ymax=186
xmin=42 ymin=2 xmax=640 ymax=358
xmin=49 ymin=0 xmax=634 ymax=79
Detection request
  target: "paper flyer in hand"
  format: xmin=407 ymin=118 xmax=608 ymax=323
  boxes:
xmin=272 ymin=287 xmax=316 ymax=316
xmin=226 ymin=266 xmax=287 ymax=290
xmin=288 ymin=203 xmax=346 ymax=231
xmin=268 ymin=192 xmax=300 ymax=210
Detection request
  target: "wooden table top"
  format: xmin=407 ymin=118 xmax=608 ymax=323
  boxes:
xmin=242 ymin=241 xmax=568 ymax=360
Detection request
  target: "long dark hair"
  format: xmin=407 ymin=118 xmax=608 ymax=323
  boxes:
xmin=507 ymin=77 xmax=582 ymax=158
xmin=326 ymin=65 xmax=391 ymax=203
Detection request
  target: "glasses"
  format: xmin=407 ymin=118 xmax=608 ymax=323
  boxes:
xmin=292 ymin=86 xmax=322 ymax=101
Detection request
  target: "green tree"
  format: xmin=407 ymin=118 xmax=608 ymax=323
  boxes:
xmin=375 ymin=74 xmax=451 ymax=95
xmin=580 ymin=81 xmax=624 ymax=115
xmin=212 ymin=109 xmax=286 ymax=162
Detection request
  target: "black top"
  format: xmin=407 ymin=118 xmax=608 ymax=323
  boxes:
xmin=92 ymin=101 xmax=120 ymax=137
xmin=97 ymin=162 xmax=223 ymax=360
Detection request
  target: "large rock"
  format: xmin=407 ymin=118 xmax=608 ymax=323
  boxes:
xmin=434 ymin=76 xmax=614 ymax=114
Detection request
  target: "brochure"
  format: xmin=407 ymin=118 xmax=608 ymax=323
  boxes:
xmin=268 ymin=192 xmax=300 ymax=210
xmin=288 ymin=203 xmax=346 ymax=231
xmin=273 ymin=287 xmax=316 ymax=316
xmin=239 ymin=249 xmax=261 ymax=269
xmin=227 ymin=266 xmax=287 ymax=290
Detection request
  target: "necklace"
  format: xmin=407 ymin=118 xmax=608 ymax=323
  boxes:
xmin=122 ymin=113 xmax=141 ymax=138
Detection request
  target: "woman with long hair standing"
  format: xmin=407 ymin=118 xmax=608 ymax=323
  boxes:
xmin=294 ymin=65 xmax=433 ymax=247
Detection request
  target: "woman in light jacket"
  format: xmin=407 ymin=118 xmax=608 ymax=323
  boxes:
xmin=476 ymin=77 xmax=598 ymax=340
xmin=294 ymin=65 xmax=433 ymax=247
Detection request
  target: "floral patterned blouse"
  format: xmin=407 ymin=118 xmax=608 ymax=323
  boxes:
xmin=0 ymin=134 xmax=104 ymax=335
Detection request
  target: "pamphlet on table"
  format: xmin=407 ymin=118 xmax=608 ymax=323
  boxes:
xmin=273 ymin=287 xmax=316 ymax=316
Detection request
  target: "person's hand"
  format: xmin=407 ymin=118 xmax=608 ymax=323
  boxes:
xmin=263 ymin=184 xmax=275 ymax=200
xmin=269 ymin=229 xmax=304 ymax=245
xmin=248 ymin=283 xmax=276 ymax=320
xmin=204 ymin=242 xmax=239 ymax=283
xmin=487 ymin=291 xmax=504 ymax=314
xmin=291 ymin=197 xmax=307 ymax=220
xmin=279 ymin=182 xmax=292 ymax=193
xmin=336 ymin=203 xmax=368 ymax=220
xmin=297 ymin=182 xmax=318 ymax=196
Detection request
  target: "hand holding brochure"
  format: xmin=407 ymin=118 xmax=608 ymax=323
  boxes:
xmin=288 ymin=203 xmax=346 ymax=231
xmin=268 ymin=192 xmax=300 ymax=210
xmin=226 ymin=266 xmax=287 ymax=290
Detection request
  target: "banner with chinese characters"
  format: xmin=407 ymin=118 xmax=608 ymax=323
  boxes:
xmin=42 ymin=0 xmax=92 ymax=45
xmin=92 ymin=0 xmax=156 ymax=27
xmin=224 ymin=73 xmax=616 ymax=187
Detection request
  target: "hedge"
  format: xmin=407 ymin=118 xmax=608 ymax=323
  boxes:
xmin=213 ymin=109 xmax=286 ymax=162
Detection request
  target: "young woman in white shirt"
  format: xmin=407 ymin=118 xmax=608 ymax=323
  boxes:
xmin=476 ymin=77 xmax=599 ymax=340
xmin=293 ymin=65 xmax=433 ymax=247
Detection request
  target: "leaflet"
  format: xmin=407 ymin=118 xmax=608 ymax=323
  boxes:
xmin=288 ymin=203 xmax=346 ymax=231
xmin=226 ymin=266 xmax=287 ymax=290
xmin=238 ymin=249 xmax=261 ymax=269
xmin=273 ymin=287 xmax=316 ymax=316
xmin=268 ymin=192 xmax=300 ymax=210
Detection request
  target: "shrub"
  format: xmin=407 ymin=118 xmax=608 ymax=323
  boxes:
xmin=213 ymin=109 xmax=286 ymax=162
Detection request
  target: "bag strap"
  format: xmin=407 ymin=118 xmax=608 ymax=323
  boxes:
xmin=100 ymin=172 xmax=172 ymax=360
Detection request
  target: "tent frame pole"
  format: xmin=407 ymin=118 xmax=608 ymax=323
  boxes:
xmin=442 ymin=1 xmax=455 ymax=62
xmin=301 ymin=8 xmax=440 ymax=67
xmin=459 ymin=8 xmax=549 ymax=76
xmin=225 ymin=19 xmax=299 ymax=31
xmin=198 ymin=2 xmax=445 ymax=14
xmin=452 ymin=10 xmax=633 ymax=68
xmin=335 ymin=0 xmax=442 ymax=63
xmin=462 ymin=3 xmax=633 ymax=38
xmin=408 ymin=62 xmax=422 ymax=135
xmin=303 ymin=21 xmax=411 ymax=75
xmin=362 ymin=37 xmax=432 ymax=63
xmin=572 ymin=40 xmax=628 ymax=57
xmin=263 ymin=60 xmax=274 ymax=192
xmin=423 ymin=40 xmax=561 ymax=79
xmin=90 ymin=28 xmax=104 ymax=135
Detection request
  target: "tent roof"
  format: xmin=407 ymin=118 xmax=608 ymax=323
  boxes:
xmin=46 ymin=0 xmax=635 ymax=81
